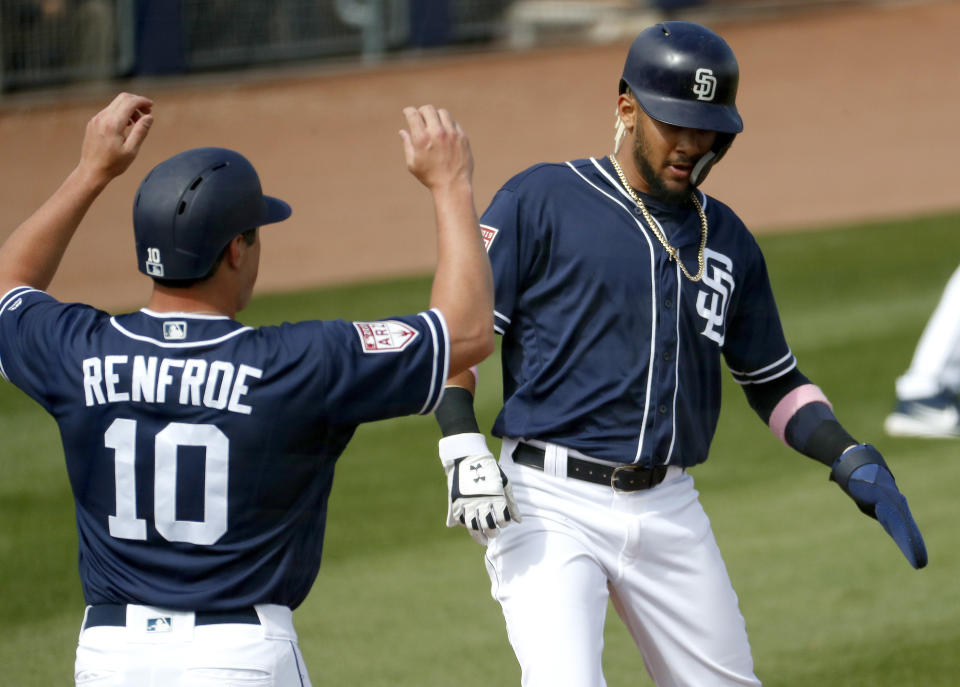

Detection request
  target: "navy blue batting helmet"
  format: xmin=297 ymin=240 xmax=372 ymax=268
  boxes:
xmin=620 ymin=22 xmax=742 ymax=184
xmin=133 ymin=147 xmax=291 ymax=281
xmin=621 ymin=21 xmax=742 ymax=135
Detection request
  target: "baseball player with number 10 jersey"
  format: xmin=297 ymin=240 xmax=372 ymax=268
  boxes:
xmin=433 ymin=22 xmax=928 ymax=687
xmin=0 ymin=94 xmax=493 ymax=686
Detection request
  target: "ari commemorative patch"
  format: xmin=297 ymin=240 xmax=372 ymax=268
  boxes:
xmin=354 ymin=320 xmax=418 ymax=353
xmin=480 ymin=224 xmax=499 ymax=251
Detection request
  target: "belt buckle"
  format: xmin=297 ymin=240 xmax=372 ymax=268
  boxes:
xmin=611 ymin=464 xmax=643 ymax=493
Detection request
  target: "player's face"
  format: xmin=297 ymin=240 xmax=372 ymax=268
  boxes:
xmin=633 ymin=112 xmax=716 ymax=203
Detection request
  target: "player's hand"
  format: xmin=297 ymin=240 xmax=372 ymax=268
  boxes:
xmin=78 ymin=92 xmax=154 ymax=185
xmin=399 ymin=105 xmax=473 ymax=191
xmin=831 ymin=444 xmax=928 ymax=569
xmin=439 ymin=433 xmax=521 ymax=546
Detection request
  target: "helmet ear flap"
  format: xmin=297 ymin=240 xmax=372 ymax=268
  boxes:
xmin=691 ymin=132 xmax=735 ymax=186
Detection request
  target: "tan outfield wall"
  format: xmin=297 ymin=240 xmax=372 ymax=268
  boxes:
xmin=0 ymin=1 xmax=957 ymax=311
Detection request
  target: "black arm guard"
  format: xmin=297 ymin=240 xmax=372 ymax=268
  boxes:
xmin=434 ymin=386 xmax=480 ymax=437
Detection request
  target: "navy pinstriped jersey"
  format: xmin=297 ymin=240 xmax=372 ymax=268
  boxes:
xmin=481 ymin=156 xmax=794 ymax=468
xmin=0 ymin=288 xmax=449 ymax=610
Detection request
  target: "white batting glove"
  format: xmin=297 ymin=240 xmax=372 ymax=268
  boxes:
xmin=439 ymin=433 xmax=521 ymax=545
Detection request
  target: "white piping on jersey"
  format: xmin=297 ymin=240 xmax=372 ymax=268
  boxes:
xmin=730 ymin=349 xmax=793 ymax=376
xmin=0 ymin=285 xmax=37 ymax=311
xmin=575 ymin=159 xmax=658 ymax=465
xmin=140 ymin=308 xmax=232 ymax=320
xmin=418 ymin=309 xmax=449 ymax=415
xmin=594 ymin=160 xmax=710 ymax=215
xmin=736 ymin=362 xmax=797 ymax=386
xmin=729 ymin=350 xmax=797 ymax=385
xmin=598 ymin=160 xmax=642 ymax=207
xmin=493 ymin=309 xmax=511 ymax=336
xmin=0 ymin=287 xmax=43 ymax=382
xmin=109 ymin=318 xmax=254 ymax=348
xmin=638 ymin=213 xmax=685 ymax=467
xmin=664 ymin=264 xmax=682 ymax=466
xmin=591 ymin=159 xmax=715 ymax=464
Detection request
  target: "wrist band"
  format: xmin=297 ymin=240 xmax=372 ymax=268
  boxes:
xmin=435 ymin=386 xmax=480 ymax=437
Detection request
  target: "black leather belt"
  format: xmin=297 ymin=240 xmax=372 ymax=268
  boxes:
xmin=512 ymin=443 xmax=670 ymax=491
xmin=84 ymin=604 xmax=260 ymax=629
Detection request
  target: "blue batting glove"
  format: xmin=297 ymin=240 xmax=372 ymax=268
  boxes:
xmin=831 ymin=444 xmax=928 ymax=569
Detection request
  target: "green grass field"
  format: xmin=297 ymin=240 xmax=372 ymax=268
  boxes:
xmin=1 ymin=212 xmax=958 ymax=685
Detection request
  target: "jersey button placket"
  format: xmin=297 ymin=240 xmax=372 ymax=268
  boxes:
xmin=646 ymin=257 xmax=680 ymax=460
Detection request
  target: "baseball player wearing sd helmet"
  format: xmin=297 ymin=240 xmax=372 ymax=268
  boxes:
xmin=432 ymin=22 xmax=927 ymax=686
xmin=0 ymin=93 xmax=493 ymax=686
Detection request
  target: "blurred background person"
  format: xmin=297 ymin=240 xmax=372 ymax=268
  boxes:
xmin=885 ymin=264 xmax=960 ymax=438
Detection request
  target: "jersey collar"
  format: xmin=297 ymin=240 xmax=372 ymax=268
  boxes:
xmin=591 ymin=156 xmax=706 ymax=248
xmin=109 ymin=310 xmax=253 ymax=348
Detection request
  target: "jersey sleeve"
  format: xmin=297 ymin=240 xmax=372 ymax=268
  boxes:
xmin=721 ymin=239 xmax=797 ymax=386
xmin=274 ymin=308 xmax=450 ymax=426
xmin=0 ymin=286 xmax=99 ymax=411
xmin=481 ymin=187 xmax=524 ymax=335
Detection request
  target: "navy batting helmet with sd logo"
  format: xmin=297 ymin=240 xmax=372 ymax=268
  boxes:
xmin=133 ymin=147 xmax=291 ymax=281
xmin=621 ymin=21 xmax=742 ymax=184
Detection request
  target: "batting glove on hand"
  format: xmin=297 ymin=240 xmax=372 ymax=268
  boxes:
xmin=439 ymin=433 xmax=521 ymax=546
xmin=831 ymin=444 xmax=928 ymax=569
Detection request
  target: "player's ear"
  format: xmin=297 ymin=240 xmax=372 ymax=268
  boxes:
xmin=616 ymin=93 xmax=638 ymax=132
xmin=225 ymin=234 xmax=247 ymax=270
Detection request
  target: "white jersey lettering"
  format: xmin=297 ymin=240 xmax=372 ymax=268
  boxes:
xmin=696 ymin=248 xmax=736 ymax=346
xmin=81 ymin=355 xmax=261 ymax=415
xmin=82 ymin=358 xmax=106 ymax=406
xmin=104 ymin=355 xmax=130 ymax=403
xmin=156 ymin=359 xmax=185 ymax=404
xmin=131 ymin=355 xmax=158 ymax=403
xmin=204 ymin=361 xmax=234 ymax=410
xmin=180 ymin=359 xmax=208 ymax=406
xmin=228 ymin=364 xmax=262 ymax=415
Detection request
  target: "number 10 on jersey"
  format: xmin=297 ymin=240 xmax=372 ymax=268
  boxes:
xmin=105 ymin=418 xmax=229 ymax=545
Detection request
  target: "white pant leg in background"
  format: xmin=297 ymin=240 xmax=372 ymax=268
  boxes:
xmin=485 ymin=439 xmax=760 ymax=687
xmin=896 ymin=264 xmax=960 ymax=400
xmin=75 ymin=604 xmax=311 ymax=687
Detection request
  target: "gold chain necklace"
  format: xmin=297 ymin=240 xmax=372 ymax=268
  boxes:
xmin=607 ymin=154 xmax=708 ymax=283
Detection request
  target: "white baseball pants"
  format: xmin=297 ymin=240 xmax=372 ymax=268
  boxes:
xmin=485 ymin=439 xmax=761 ymax=687
xmin=75 ymin=604 xmax=311 ymax=686
xmin=895 ymin=263 xmax=960 ymax=400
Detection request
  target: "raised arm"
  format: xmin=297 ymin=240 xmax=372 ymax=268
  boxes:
xmin=400 ymin=105 xmax=494 ymax=377
xmin=0 ymin=92 xmax=154 ymax=297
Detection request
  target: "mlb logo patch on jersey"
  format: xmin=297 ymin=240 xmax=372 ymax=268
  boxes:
xmin=480 ymin=224 xmax=499 ymax=251
xmin=353 ymin=320 xmax=418 ymax=353
xmin=146 ymin=616 xmax=173 ymax=633
xmin=163 ymin=321 xmax=188 ymax=340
